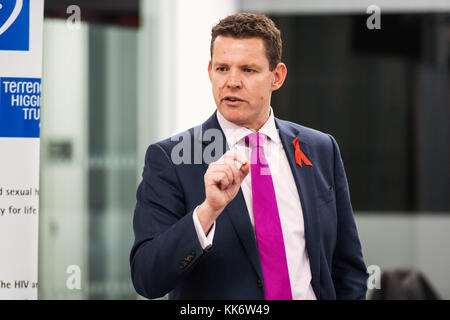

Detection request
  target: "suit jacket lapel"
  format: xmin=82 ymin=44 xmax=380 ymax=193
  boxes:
xmin=198 ymin=112 xmax=263 ymax=281
xmin=276 ymin=118 xmax=321 ymax=298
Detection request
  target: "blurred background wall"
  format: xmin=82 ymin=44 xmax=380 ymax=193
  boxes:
xmin=38 ymin=0 xmax=449 ymax=299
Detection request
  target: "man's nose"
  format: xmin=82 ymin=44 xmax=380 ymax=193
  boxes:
xmin=226 ymin=71 xmax=242 ymax=89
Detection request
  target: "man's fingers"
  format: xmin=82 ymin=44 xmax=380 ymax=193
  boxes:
xmin=222 ymin=150 xmax=247 ymax=165
xmin=208 ymin=163 xmax=234 ymax=184
xmin=209 ymin=172 xmax=230 ymax=190
xmin=221 ymin=151 xmax=249 ymax=177
xmin=223 ymin=157 xmax=241 ymax=183
xmin=206 ymin=150 xmax=249 ymax=190
xmin=239 ymin=161 xmax=250 ymax=178
xmin=219 ymin=156 xmax=250 ymax=184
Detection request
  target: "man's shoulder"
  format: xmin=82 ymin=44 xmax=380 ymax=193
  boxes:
xmin=275 ymin=117 xmax=333 ymax=146
xmin=145 ymin=126 xmax=199 ymax=157
xmin=276 ymin=118 xmax=340 ymax=169
xmin=152 ymin=113 xmax=219 ymax=153
xmin=156 ymin=126 xmax=198 ymax=146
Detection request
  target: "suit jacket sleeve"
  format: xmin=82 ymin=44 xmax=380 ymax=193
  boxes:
xmin=130 ymin=143 xmax=206 ymax=299
xmin=328 ymin=135 xmax=368 ymax=299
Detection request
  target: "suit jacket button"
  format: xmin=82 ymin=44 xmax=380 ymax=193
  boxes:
xmin=257 ymin=279 xmax=263 ymax=288
xmin=188 ymin=252 xmax=195 ymax=261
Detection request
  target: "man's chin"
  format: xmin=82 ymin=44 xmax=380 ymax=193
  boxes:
xmin=219 ymin=108 xmax=246 ymax=125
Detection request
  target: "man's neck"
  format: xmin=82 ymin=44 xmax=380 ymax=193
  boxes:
xmin=217 ymin=107 xmax=272 ymax=132
xmin=248 ymin=109 xmax=271 ymax=132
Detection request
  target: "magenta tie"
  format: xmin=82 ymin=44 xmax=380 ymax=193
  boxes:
xmin=246 ymin=132 xmax=293 ymax=300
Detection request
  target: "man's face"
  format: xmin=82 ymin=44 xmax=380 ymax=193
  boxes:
xmin=208 ymin=36 xmax=286 ymax=131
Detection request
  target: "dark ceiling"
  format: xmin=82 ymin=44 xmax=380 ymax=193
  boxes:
xmin=44 ymin=0 xmax=139 ymax=27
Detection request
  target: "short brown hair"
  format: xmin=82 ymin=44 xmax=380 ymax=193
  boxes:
xmin=210 ymin=13 xmax=282 ymax=71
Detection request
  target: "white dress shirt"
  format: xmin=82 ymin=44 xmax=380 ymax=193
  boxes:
xmin=193 ymin=108 xmax=317 ymax=300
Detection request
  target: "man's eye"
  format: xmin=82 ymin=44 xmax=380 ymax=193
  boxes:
xmin=216 ymin=67 xmax=227 ymax=72
xmin=244 ymin=68 xmax=255 ymax=73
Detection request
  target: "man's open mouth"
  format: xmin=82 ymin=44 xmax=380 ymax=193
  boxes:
xmin=223 ymin=96 xmax=244 ymax=102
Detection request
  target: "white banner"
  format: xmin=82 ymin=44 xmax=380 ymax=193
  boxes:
xmin=0 ymin=0 xmax=44 ymax=299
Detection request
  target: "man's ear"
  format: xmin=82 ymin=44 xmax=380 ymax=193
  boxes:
xmin=271 ymin=62 xmax=287 ymax=91
xmin=208 ymin=60 xmax=212 ymax=81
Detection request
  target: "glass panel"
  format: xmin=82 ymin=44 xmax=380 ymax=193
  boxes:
xmin=39 ymin=20 xmax=138 ymax=299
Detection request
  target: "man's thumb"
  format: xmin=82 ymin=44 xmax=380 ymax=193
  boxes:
xmin=239 ymin=161 xmax=250 ymax=178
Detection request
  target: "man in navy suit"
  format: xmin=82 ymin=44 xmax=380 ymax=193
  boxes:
xmin=130 ymin=13 xmax=368 ymax=300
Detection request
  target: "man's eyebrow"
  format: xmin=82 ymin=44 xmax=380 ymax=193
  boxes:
xmin=212 ymin=61 xmax=228 ymax=66
xmin=241 ymin=64 xmax=260 ymax=69
xmin=212 ymin=62 xmax=262 ymax=69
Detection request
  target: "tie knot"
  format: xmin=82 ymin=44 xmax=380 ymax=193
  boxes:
xmin=245 ymin=132 xmax=266 ymax=149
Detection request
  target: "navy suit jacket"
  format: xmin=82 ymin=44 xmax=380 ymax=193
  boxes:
xmin=130 ymin=112 xmax=368 ymax=299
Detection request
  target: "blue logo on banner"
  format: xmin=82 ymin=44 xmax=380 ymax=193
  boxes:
xmin=0 ymin=0 xmax=30 ymax=51
xmin=0 ymin=77 xmax=40 ymax=138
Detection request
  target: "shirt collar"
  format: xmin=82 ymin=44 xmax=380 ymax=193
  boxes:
xmin=216 ymin=107 xmax=281 ymax=148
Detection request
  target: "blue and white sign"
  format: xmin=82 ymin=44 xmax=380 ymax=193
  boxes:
xmin=0 ymin=0 xmax=30 ymax=51
xmin=0 ymin=77 xmax=41 ymax=138
xmin=0 ymin=0 xmax=43 ymax=300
